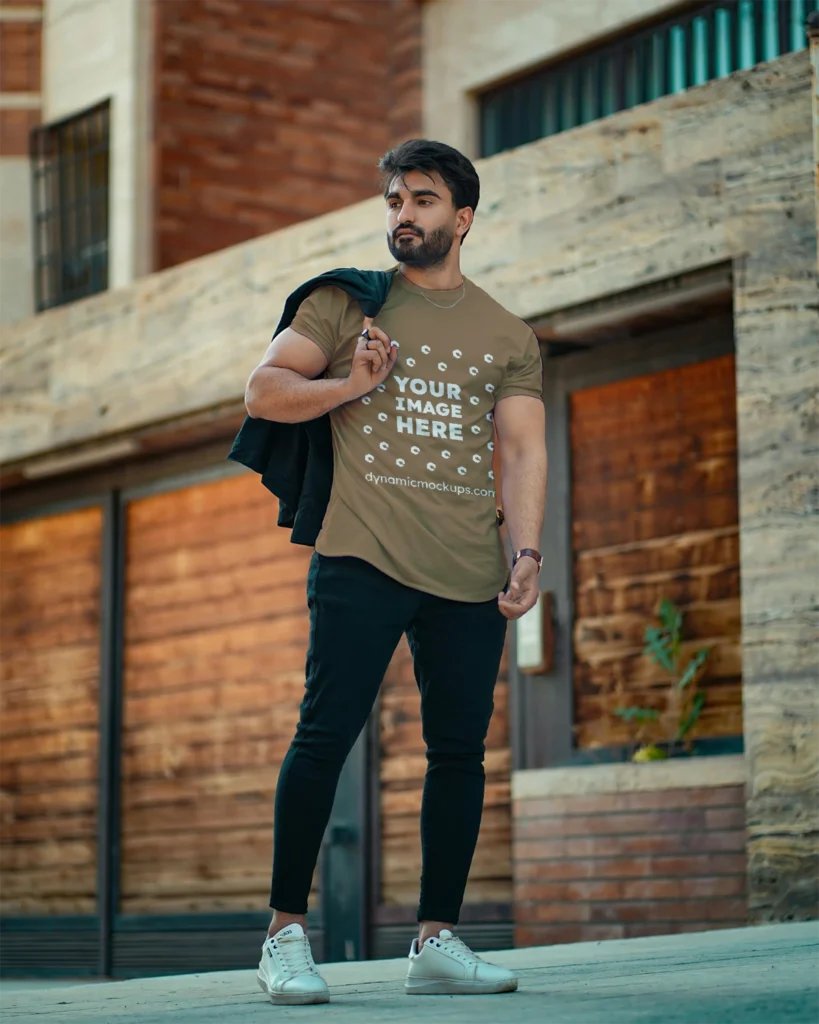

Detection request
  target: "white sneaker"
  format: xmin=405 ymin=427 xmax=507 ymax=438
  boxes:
xmin=256 ymin=923 xmax=330 ymax=1005
xmin=405 ymin=928 xmax=518 ymax=995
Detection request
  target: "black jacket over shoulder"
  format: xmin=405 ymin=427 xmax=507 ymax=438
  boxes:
xmin=227 ymin=267 xmax=397 ymax=546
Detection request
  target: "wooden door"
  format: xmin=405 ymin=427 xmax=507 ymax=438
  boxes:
xmin=119 ymin=472 xmax=314 ymax=916
xmin=570 ymin=354 xmax=743 ymax=749
xmin=0 ymin=507 xmax=104 ymax=919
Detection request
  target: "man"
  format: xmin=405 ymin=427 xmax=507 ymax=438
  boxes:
xmin=246 ymin=140 xmax=547 ymax=1005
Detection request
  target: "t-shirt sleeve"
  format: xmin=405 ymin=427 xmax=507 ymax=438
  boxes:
xmin=289 ymin=286 xmax=350 ymax=364
xmin=494 ymin=329 xmax=543 ymax=403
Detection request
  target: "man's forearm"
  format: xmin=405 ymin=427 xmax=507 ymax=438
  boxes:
xmin=500 ymin=447 xmax=547 ymax=555
xmin=245 ymin=367 xmax=354 ymax=423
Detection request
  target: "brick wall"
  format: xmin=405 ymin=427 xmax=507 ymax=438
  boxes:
xmin=154 ymin=0 xmax=422 ymax=271
xmin=513 ymin=782 xmax=748 ymax=947
xmin=0 ymin=0 xmax=42 ymax=156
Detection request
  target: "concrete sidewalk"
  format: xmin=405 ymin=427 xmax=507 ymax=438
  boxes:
xmin=2 ymin=922 xmax=817 ymax=1023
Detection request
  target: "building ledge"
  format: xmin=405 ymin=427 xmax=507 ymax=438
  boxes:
xmin=512 ymin=754 xmax=747 ymax=800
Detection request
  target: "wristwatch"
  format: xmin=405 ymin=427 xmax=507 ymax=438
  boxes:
xmin=513 ymin=548 xmax=543 ymax=572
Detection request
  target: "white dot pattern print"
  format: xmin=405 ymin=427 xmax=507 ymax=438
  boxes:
xmin=406 ymin=358 xmax=416 ymax=367
xmin=377 ymin=384 xmax=386 ymax=393
xmin=457 ymin=467 xmax=467 ymax=476
xmin=363 ymin=425 xmax=372 ymax=434
xmin=411 ymin=446 xmax=421 ymax=455
xmin=473 ymin=454 xmax=481 ymax=463
xmin=485 ymin=383 xmax=495 ymax=393
xmin=378 ymin=412 xmax=388 ymax=422
xmin=484 ymin=354 xmax=493 ymax=363
xmin=396 ymin=458 xmax=405 ymax=468
xmin=427 ymin=463 xmax=436 ymax=472
xmin=380 ymin=442 xmax=389 ymax=451
xmin=471 ymin=425 xmax=481 ymax=435
xmin=452 ymin=349 xmax=462 ymax=358
xmin=470 ymin=396 xmax=479 ymax=406
xmin=442 ymin=450 xmax=451 ymax=459
xmin=438 ymin=362 xmax=447 ymax=372
xmin=488 ymin=470 xmax=494 ymax=480
xmin=365 ymin=454 xmax=374 ymax=463
xmin=469 ymin=367 xmax=479 ymax=376
xmin=421 ymin=345 xmax=431 ymax=354
xmin=488 ymin=441 xmax=494 ymax=452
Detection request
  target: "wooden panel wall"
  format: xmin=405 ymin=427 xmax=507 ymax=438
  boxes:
xmin=379 ymin=641 xmax=512 ymax=908
xmin=119 ymin=473 xmax=313 ymax=915
xmin=0 ymin=506 xmax=103 ymax=915
xmin=571 ymin=355 xmax=743 ymax=749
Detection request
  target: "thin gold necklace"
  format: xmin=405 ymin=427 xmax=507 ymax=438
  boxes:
xmin=417 ymin=281 xmax=467 ymax=309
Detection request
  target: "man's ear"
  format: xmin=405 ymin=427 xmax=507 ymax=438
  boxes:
xmin=456 ymin=206 xmax=474 ymax=240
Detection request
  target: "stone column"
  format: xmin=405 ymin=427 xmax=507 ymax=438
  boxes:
xmin=809 ymin=13 xmax=819 ymax=269
xmin=738 ymin=30 xmax=819 ymax=923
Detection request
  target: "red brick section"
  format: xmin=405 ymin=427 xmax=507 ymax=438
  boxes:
xmin=513 ymin=784 xmax=748 ymax=947
xmin=0 ymin=6 xmax=42 ymax=157
xmin=153 ymin=0 xmax=423 ymax=271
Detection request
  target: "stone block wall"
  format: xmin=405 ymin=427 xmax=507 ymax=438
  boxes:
xmin=154 ymin=0 xmax=422 ymax=270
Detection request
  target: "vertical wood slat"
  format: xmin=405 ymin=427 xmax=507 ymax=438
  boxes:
xmin=118 ymin=473 xmax=313 ymax=915
xmin=0 ymin=506 xmax=104 ymax=916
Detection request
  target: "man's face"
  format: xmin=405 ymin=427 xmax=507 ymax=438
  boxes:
xmin=385 ymin=170 xmax=465 ymax=268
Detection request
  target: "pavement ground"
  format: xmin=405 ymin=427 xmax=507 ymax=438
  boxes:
xmin=1 ymin=921 xmax=817 ymax=1024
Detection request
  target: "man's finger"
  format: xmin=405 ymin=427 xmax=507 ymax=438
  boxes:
xmin=367 ymin=325 xmax=391 ymax=344
xmin=360 ymin=332 xmax=388 ymax=365
xmin=370 ymin=347 xmax=387 ymax=371
xmin=362 ymin=350 xmax=383 ymax=372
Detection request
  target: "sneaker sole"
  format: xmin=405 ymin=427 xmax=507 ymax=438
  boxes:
xmin=405 ymin=976 xmax=518 ymax=995
xmin=257 ymin=970 xmax=330 ymax=1005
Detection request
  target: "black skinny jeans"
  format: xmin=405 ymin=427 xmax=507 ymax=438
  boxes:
xmin=270 ymin=553 xmax=508 ymax=925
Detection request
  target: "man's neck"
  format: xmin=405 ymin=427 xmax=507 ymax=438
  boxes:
xmin=398 ymin=261 xmax=464 ymax=291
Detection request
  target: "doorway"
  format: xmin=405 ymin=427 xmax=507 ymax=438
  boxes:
xmin=520 ymin=301 xmax=743 ymax=768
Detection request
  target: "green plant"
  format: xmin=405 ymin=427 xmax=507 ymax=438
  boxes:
xmin=615 ymin=598 xmax=711 ymax=757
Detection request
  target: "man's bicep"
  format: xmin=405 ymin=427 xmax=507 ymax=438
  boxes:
xmin=494 ymin=395 xmax=546 ymax=455
xmin=257 ymin=327 xmax=330 ymax=380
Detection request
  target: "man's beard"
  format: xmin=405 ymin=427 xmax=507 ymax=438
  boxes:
xmin=387 ymin=224 xmax=455 ymax=268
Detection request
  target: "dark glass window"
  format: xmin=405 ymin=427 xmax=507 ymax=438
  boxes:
xmin=480 ymin=0 xmax=818 ymax=158
xmin=30 ymin=101 xmax=110 ymax=312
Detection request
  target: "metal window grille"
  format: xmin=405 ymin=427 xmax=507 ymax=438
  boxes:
xmin=30 ymin=101 xmax=110 ymax=312
xmin=480 ymin=0 xmax=818 ymax=158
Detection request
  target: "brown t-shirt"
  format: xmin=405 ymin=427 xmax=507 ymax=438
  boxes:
xmin=291 ymin=273 xmax=542 ymax=602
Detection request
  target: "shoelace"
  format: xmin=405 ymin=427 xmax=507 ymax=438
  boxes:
xmin=273 ymin=934 xmax=319 ymax=977
xmin=434 ymin=934 xmax=484 ymax=964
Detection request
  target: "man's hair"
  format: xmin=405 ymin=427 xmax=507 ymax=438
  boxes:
xmin=378 ymin=139 xmax=480 ymax=243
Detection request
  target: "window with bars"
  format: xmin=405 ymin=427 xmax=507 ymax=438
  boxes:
xmin=30 ymin=102 xmax=110 ymax=312
xmin=480 ymin=0 xmax=817 ymax=158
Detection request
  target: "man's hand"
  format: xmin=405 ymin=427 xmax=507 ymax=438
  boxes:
xmin=498 ymin=557 xmax=540 ymax=620
xmin=346 ymin=317 xmax=398 ymax=400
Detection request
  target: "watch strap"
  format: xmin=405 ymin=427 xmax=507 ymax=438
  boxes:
xmin=513 ymin=548 xmax=543 ymax=571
